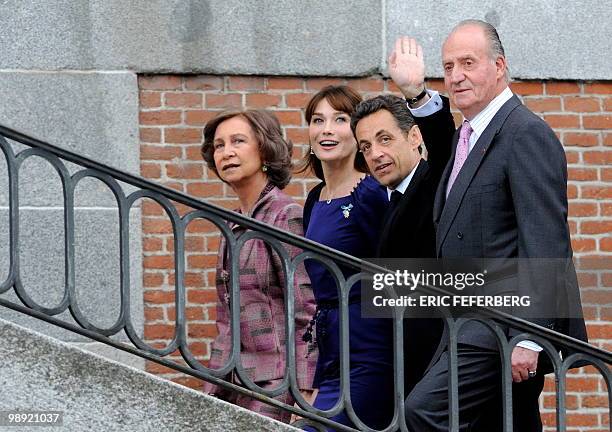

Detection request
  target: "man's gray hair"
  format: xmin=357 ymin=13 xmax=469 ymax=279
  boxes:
xmin=452 ymin=19 xmax=510 ymax=82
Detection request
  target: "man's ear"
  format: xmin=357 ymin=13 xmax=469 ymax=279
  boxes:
xmin=408 ymin=125 xmax=423 ymax=149
xmin=495 ymin=55 xmax=507 ymax=80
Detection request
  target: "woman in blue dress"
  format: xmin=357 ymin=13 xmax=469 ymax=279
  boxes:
xmin=299 ymin=86 xmax=394 ymax=430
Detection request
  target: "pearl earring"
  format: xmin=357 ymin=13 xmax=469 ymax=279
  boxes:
xmin=262 ymin=165 xmax=268 ymax=172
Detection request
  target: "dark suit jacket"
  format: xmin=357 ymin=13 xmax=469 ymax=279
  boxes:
xmin=376 ymin=96 xmax=455 ymax=393
xmin=377 ymin=96 xmax=455 ymax=258
xmin=433 ymin=94 xmax=587 ymax=353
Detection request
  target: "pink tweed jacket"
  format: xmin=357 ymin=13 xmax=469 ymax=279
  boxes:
xmin=204 ymin=185 xmax=317 ymax=393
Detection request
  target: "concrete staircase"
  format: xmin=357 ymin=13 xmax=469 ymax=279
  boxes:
xmin=0 ymin=317 xmax=298 ymax=431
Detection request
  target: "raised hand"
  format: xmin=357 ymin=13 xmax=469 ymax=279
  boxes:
xmin=388 ymin=36 xmax=426 ymax=100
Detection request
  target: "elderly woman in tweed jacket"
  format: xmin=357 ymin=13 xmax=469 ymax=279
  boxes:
xmin=200 ymin=109 xmax=317 ymax=422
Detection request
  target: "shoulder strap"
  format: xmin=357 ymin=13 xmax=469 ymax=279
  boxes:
xmin=303 ymin=182 xmax=324 ymax=232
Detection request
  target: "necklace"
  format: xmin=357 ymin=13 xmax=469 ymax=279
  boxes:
xmin=322 ymin=175 xmax=366 ymax=205
xmin=322 ymin=186 xmax=334 ymax=204
xmin=323 ymin=188 xmax=335 ymax=204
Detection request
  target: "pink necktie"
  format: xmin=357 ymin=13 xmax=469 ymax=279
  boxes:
xmin=446 ymin=120 xmax=473 ymax=197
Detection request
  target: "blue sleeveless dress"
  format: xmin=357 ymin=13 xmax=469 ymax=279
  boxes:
xmin=304 ymin=176 xmax=394 ymax=430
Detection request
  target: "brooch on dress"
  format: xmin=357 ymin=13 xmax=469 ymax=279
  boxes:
xmin=341 ymin=203 xmax=354 ymax=219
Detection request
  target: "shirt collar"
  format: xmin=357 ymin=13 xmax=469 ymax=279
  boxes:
xmin=387 ymin=159 xmax=420 ymax=200
xmin=465 ymin=86 xmax=513 ymax=140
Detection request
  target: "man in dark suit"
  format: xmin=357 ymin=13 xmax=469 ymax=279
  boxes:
xmin=402 ymin=19 xmax=588 ymax=431
xmin=350 ymin=37 xmax=455 ymax=395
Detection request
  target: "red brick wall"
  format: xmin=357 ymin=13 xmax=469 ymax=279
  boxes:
xmin=138 ymin=75 xmax=611 ymax=430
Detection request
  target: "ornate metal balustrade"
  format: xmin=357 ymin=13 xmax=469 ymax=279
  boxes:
xmin=0 ymin=124 xmax=609 ymax=432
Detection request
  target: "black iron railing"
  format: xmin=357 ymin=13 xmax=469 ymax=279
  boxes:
xmin=0 ymin=124 xmax=609 ymax=432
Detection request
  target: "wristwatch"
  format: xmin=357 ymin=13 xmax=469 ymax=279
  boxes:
xmin=406 ymin=87 xmax=428 ymax=107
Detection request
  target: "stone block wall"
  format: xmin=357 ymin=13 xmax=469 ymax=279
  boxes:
xmin=0 ymin=71 xmax=144 ymax=368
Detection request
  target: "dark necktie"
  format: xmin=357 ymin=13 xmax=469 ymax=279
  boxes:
xmin=389 ymin=190 xmax=402 ymax=213
xmin=379 ymin=190 xmax=404 ymax=253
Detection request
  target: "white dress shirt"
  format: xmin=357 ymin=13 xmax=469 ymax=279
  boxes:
xmin=464 ymin=86 xmax=513 ymax=153
xmin=408 ymin=90 xmax=443 ymax=118
xmin=386 ymin=160 xmax=420 ymax=200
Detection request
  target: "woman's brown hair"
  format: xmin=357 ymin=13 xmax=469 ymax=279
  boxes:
xmin=201 ymin=110 xmax=293 ymax=189
xmin=298 ymin=85 xmax=368 ymax=180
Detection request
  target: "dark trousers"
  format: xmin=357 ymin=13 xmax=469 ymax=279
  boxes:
xmin=404 ymin=345 xmax=544 ymax=431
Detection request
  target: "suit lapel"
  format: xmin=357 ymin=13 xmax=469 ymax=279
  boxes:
xmin=377 ymin=160 xmax=428 ymax=257
xmin=398 ymin=159 xmax=428 ymax=214
xmin=433 ymin=128 xmax=460 ymax=224
xmin=227 ymin=186 xmax=274 ymax=272
xmin=377 ymin=207 xmax=395 ymax=255
xmin=436 ymin=96 xmax=522 ymax=256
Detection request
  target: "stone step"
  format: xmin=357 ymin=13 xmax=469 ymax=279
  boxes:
xmin=0 ymin=317 xmax=298 ymax=432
